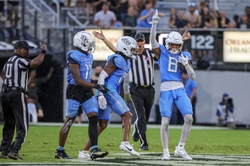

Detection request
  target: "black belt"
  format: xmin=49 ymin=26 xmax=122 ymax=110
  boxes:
xmin=129 ymin=83 xmax=153 ymax=89
xmin=2 ymin=87 xmax=26 ymax=93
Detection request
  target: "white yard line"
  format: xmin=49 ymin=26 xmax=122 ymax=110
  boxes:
xmin=32 ymin=123 xmax=230 ymax=130
xmin=4 ymin=154 xmax=250 ymax=165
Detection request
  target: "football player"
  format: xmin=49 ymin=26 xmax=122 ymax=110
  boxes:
xmin=150 ymin=10 xmax=195 ymax=161
xmin=79 ymin=36 xmax=140 ymax=159
xmin=55 ymin=31 xmax=109 ymax=160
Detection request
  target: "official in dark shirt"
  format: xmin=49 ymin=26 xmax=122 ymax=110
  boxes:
xmin=0 ymin=40 xmax=47 ymax=160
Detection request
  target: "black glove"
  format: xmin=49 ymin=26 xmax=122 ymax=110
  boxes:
xmin=94 ymin=84 xmax=109 ymax=94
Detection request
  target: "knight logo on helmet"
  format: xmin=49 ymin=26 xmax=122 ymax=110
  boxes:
xmin=121 ymin=38 xmax=132 ymax=46
xmin=116 ymin=36 xmax=137 ymax=59
xmin=73 ymin=31 xmax=96 ymax=53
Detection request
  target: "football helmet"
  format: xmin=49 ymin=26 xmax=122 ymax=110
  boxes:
xmin=116 ymin=36 xmax=137 ymax=59
xmin=73 ymin=31 xmax=96 ymax=53
xmin=165 ymin=31 xmax=183 ymax=54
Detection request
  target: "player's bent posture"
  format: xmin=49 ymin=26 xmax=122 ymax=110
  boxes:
xmin=150 ymin=10 xmax=196 ymax=161
xmin=55 ymin=31 xmax=109 ymax=160
xmin=78 ymin=36 xmax=140 ymax=159
xmin=91 ymin=31 xmax=155 ymax=151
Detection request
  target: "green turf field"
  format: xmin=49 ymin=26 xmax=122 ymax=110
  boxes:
xmin=0 ymin=123 xmax=250 ymax=165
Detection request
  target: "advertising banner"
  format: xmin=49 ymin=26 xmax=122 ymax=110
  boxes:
xmin=224 ymin=31 xmax=250 ymax=62
xmin=85 ymin=29 xmax=124 ymax=61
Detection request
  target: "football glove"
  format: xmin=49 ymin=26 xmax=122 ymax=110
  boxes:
xmin=98 ymin=94 xmax=107 ymax=110
xmin=94 ymin=84 xmax=109 ymax=94
xmin=151 ymin=9 xmax=160 ymax=24
xmin=177 ymin=54 xmax=189 ymax=66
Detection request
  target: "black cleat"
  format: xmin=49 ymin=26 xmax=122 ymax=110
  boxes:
xmin=7 ymin=152 xmax=22 ymax=160
xmin=0 ymin=151 xmax=8 ymax=159
xmin=139 ymin=145 xmax=149 ymax=150
xmin=90 ymin=148 xmax=108 ymax=160
xmin=55 ymin=149 xmax=72 ymax=159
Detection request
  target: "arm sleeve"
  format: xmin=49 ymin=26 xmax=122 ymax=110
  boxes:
xmin=19 ymin=58 xmax=31 ymax=69
xmin=97 ymin=70 xmax=108 ymax=85
xmin=150 ymin=22 xmax=159 ymax=49
xmin=185 ymin=64 xmax=196 ymax=80
xmin=182 ymin=52 xmax=196 ymax=80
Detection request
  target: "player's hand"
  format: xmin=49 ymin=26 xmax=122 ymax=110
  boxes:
xmin=149 ymin=8 xmax=155 ymax=15
xmin=40 ymin=42 xmax=47 ymax=54
xmin=92 ymin=30 xmax=105 ymax=40
xmin=151 ymin=9 xmax=160 ymax=24
xmin=94 ymin=84 xmax=109 ymax=94
xmin=98 ymin=94 xmax=107 ymax=110
xmin=182 ymin=30 xmax=191 ymax=41
xmin=177 ymin=54 xmax=189 ymax=66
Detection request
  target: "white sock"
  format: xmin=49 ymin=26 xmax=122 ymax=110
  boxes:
xmin=178 ymin=143 xmax=185 ymax=149
xmin=82 ymin=150 xmax=88 ymax=153
xmin=163 ymin=148 xmax=169 ymax=153
xmin=161 ymin=117 xmax=170 ymax=149
xmin=179 ymin=114 xmax=193 ymax=144
xmin=122 ymin=141 xmax=129 ymax=144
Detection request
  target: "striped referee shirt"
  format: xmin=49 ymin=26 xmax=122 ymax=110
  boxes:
xmin=129 ymin=48 xmax=155 ymax=86
xmin=2 ymin=54 xmax=31 ymax=92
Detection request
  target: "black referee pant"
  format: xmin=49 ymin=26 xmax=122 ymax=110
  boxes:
xmin=130 ymin=85 xmax=155 ymax=147
xmin=0 ymin=90 xmax=29 ymax=154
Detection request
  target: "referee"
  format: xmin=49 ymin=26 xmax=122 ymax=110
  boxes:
xmin=92 ymin=31 xmax=155 ymax=151
xmin=0 ymin=40 xmax=47 ymax=160
xmin=129 ymin=32 xmax=155 ymax=151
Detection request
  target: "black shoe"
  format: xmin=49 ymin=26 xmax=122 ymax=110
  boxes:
xmin=7 ymin=152 xmax=22 ymax=160
xmin=0 ymin=150 xmax=8 ymax=159
xmin=132 ymin=127 xmax=139 ymax=142
xmin=55 ymin=149 xmax=72 ymax=159
xmin=90 ymin=148 xmax=108 ymax=160
xmin=139 ymin=145 xmax=148 ymax=150
xmin=132 ymin=133 xmax=139 ymax=142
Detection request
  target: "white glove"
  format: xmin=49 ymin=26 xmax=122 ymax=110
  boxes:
xmin=151 ymin=9 xmax=160 ymax=24
xmin=98 ymin=94 xmax=107 ymax=110
xmin=177 ymin=54 xmax=189 ymax=66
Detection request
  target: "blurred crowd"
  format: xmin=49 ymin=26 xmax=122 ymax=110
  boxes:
xmin=0 ymin=0 xmax=19 ymax=27
xmin=1 ymin=0 xmax=249 ymax=30
xmin=168 ymin=1 xmax=250 ymax=30
xmin=66 ymin=0 xmax=250 ymax=29
xmin=65 ymin=0 xmax=250 ymax=65
xmin=1 ymin=0 xmax=249 ymax=64
xmin=61 ymin=0 xmax=159 ymax=28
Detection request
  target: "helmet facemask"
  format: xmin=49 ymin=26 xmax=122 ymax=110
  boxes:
xmin=87 ymin=40 xmax=96 ymax=53
xmin=168 ymin=43 xmax=182 ymax=54
xmin=130 ymin=47 xmax=137 ymax=59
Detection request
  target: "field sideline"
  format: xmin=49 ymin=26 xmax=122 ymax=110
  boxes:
xmin=0 ymin=123 xmax=250 ymax=165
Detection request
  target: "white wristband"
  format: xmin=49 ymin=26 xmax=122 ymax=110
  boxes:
xmin=97 ymin=70 xmax=108 ymax=85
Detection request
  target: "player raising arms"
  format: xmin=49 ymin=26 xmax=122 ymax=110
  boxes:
xmin=78 ymin=36 xmax=140 ymax=159
xmin=150 ymin=10 xmax=195 ymax=161
xmin=55 ymin=31 xmax=109 ymax=160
